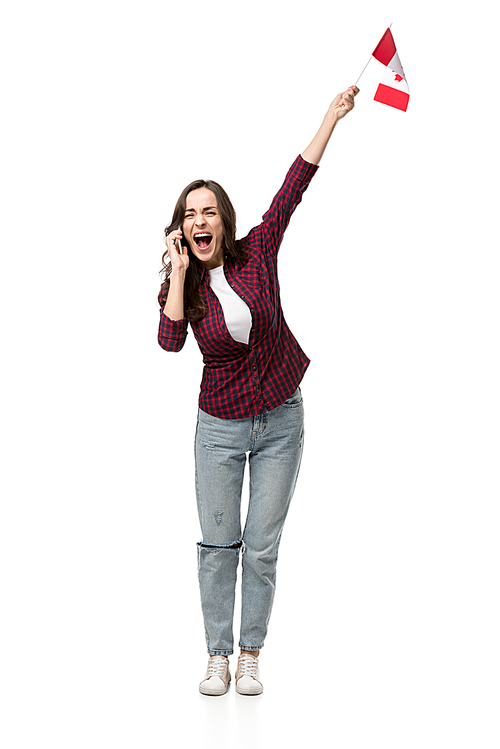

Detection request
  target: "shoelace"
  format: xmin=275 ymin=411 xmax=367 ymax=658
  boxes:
xmin=206 ymin=657 xmax=228 ymax=678
xmin=237 ymin=655 xmax=258 ymax=679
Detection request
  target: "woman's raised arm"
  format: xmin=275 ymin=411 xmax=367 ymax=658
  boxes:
xmin=163 ymin=229 xmax=189 ymax=321
xmin=301 ymin=86 xmax=359 ymax=166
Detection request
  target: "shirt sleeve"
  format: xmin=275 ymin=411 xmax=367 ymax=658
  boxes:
xmin=260 ymin=155 xmax=319 ymax=255
xmin=158 ymin=289 xmax=188 ymax=352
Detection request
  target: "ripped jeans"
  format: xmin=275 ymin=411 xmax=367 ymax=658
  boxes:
xmin=195 ymin=389 xmax=304 ymax=655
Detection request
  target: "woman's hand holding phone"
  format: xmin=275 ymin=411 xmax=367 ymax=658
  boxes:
xmin=166 ymin=228 xmax=190 ymax=276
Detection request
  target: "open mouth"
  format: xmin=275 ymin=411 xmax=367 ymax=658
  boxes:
xmin=194 ymin=232 xmax=213 ymax=251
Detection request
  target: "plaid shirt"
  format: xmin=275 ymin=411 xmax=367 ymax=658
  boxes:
xmin=158 ymin=154 xmax=319 ymax=419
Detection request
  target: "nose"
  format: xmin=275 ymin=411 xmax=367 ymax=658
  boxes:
xmin=195 ymin=212 xmax=206 ymax=226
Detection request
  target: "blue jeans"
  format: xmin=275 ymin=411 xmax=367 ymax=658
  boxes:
xmin=195 ymin=389 xmax=304 ymax=655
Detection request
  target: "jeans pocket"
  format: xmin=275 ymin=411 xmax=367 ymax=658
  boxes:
xmin=281 ymin=387 xmax=303 ymax=408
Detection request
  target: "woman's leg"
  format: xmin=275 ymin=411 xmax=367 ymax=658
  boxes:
xmin=195 ymin=409 xmax=251 ymax=656
xmin=239 ymin=390 xmax=304 ymax=652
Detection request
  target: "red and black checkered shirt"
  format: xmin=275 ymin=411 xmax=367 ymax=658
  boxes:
xmin=158 ymin=154 xmax=319 ymax=419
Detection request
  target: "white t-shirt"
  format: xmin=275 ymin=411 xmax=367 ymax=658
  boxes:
xmin=208 ymin=265 xmax=252 ymax=345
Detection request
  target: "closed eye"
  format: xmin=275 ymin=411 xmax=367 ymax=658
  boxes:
xmin=185 ymin=209 xmax=217 ymax=218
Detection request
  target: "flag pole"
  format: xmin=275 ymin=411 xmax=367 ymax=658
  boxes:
xmin=355 ymin=56 xmax=372 ymax=86
xmin=355 ymin=23 xmax=392 ymax=86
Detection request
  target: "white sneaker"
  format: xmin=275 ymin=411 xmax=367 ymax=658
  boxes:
xmin=235 ymin=654 xmax=263 ymax=695
xmin=199 ymin=656 xmax=231 ymax=696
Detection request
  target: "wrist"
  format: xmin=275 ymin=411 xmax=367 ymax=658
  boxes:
xmin=324 ymin=108 xmax=340 ymax=127
xmin=170 ymin=266 xmax=187 ymax=282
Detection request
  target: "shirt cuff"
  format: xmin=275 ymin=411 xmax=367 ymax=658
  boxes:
xmin=158 ymin=312 xmax=188 ymax=352
xmin=295 ymin=153 xmax=320 ymax=177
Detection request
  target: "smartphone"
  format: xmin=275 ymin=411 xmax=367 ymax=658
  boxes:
xmin=176 ymin=226 xmax=186 ymax=254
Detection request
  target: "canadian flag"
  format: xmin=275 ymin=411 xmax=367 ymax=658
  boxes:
xmin=372 ymin=28 xmax=409 ymax=112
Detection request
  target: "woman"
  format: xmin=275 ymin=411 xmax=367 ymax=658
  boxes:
xmin=158 ymin=85 xmax=359 ymax=696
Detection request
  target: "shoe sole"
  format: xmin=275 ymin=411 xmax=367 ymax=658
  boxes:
xmin=235 ymin=683 xmax=263 ymax=696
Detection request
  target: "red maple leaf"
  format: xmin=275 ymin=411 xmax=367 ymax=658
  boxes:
xmin=394 ymin=73 xmax=403 ymax=82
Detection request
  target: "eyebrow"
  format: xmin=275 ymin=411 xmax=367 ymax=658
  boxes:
xmin=185 ymin=206 xmax=218 ymax=213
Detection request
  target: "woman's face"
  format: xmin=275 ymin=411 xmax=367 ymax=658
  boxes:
xmin=183 ymin=188 xmax=225 ymax=269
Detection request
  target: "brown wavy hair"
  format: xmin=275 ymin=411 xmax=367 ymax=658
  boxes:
xmin=159 ymin=179 xmax=248 ymax=322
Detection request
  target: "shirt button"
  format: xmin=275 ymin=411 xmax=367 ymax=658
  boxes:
xmin=252 ymin=366 xmax=257 ymax=371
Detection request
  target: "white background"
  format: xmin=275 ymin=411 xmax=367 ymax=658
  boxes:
xmin=1 ymin=1 xmax=499 ymax=747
